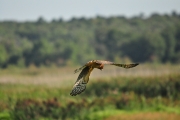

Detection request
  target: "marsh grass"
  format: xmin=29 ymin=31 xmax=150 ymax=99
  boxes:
xmin=0 ymin=64 xmax=180 ymax=119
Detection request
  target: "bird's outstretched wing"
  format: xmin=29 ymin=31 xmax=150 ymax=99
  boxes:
xmin=70 ymin=79 xmax=86 ymax=96
xmin=94 ymin=60 xmax=114 ymax=65
xmin=70 ymin=66 xmax=92 ymax=96
xmin=112 ymin=63 xmax=139 ymax=68
xmin=94 ymin=60 xmax=139 ymax=68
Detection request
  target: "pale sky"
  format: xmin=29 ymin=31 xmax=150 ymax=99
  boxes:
xmin=0 ymin=0 xmax=180 ymax=21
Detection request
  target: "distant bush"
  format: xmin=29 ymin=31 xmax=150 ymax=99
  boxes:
xmin=85 ymin=74 xmax=180 ymax=99
xmin=11 ymin=98 xmax=90 ymax=120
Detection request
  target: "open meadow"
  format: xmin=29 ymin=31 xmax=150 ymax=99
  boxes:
xmin=0 ymin=64 xmax=180 ymax=120
xmin=1 ymin=2 xmax=180 ymax=120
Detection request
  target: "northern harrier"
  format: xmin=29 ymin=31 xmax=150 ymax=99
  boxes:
xmin=70 ymin=60 xmax=139 ymax=96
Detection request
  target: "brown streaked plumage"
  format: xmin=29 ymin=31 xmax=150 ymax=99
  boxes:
xmin=70 ymin=60 xmax=139 ymax=96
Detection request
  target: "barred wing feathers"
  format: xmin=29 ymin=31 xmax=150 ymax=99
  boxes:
xmin=70 ymin=80 xmax=86 ymax=96
xmin=95 ymin=60 xmax=139 ymax=68
xmin=70 ymin=66 xmax=92 ymax=96
xmin=112 ymin=63 xmax=139 ymax=68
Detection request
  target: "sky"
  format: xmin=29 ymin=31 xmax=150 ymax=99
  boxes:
xmin=0 ymin=0 xmax=180 ymax=22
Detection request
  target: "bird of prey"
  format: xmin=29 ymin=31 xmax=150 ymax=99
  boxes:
xmin=70 ymin=60 xmax=139 ymax=96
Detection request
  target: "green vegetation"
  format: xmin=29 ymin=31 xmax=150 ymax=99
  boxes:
xmin=0 ymin=12 xmax=180 ymax=68
xmin=0 ymin=66 xmax=180 ymax=120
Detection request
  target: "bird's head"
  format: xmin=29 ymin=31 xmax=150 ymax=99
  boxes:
xmin=98 ymin=65 xmax=104 ymax=70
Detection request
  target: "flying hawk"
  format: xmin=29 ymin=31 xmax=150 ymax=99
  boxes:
xmin=70 ymin=60 xmax=139 ymax=96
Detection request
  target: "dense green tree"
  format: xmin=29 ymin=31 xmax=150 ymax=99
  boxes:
xmin=0 ymin=45 xmax=8 ymax=67
xmin=121 ymin=32 xmax=165 ymax=62
xmin=161 ymin=26 xmax=176 ymax=62
xmin=0 ymin=12 xmax=180 ymax=68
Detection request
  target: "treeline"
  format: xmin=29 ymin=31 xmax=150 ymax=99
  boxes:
xmin=0 ymin=12 xmax=180 ymax=68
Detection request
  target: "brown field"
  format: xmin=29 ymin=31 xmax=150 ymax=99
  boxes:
xmin=105 ymin=112 xmax=180 ymax=120
xmin=0 ymin=64 xmax=179 ymax=87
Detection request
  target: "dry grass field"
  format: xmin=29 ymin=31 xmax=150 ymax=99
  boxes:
xmin=105 ymin=112 xmax=180 ymax=120
xmin=0 ymin=64 xmax=179 ymax=87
